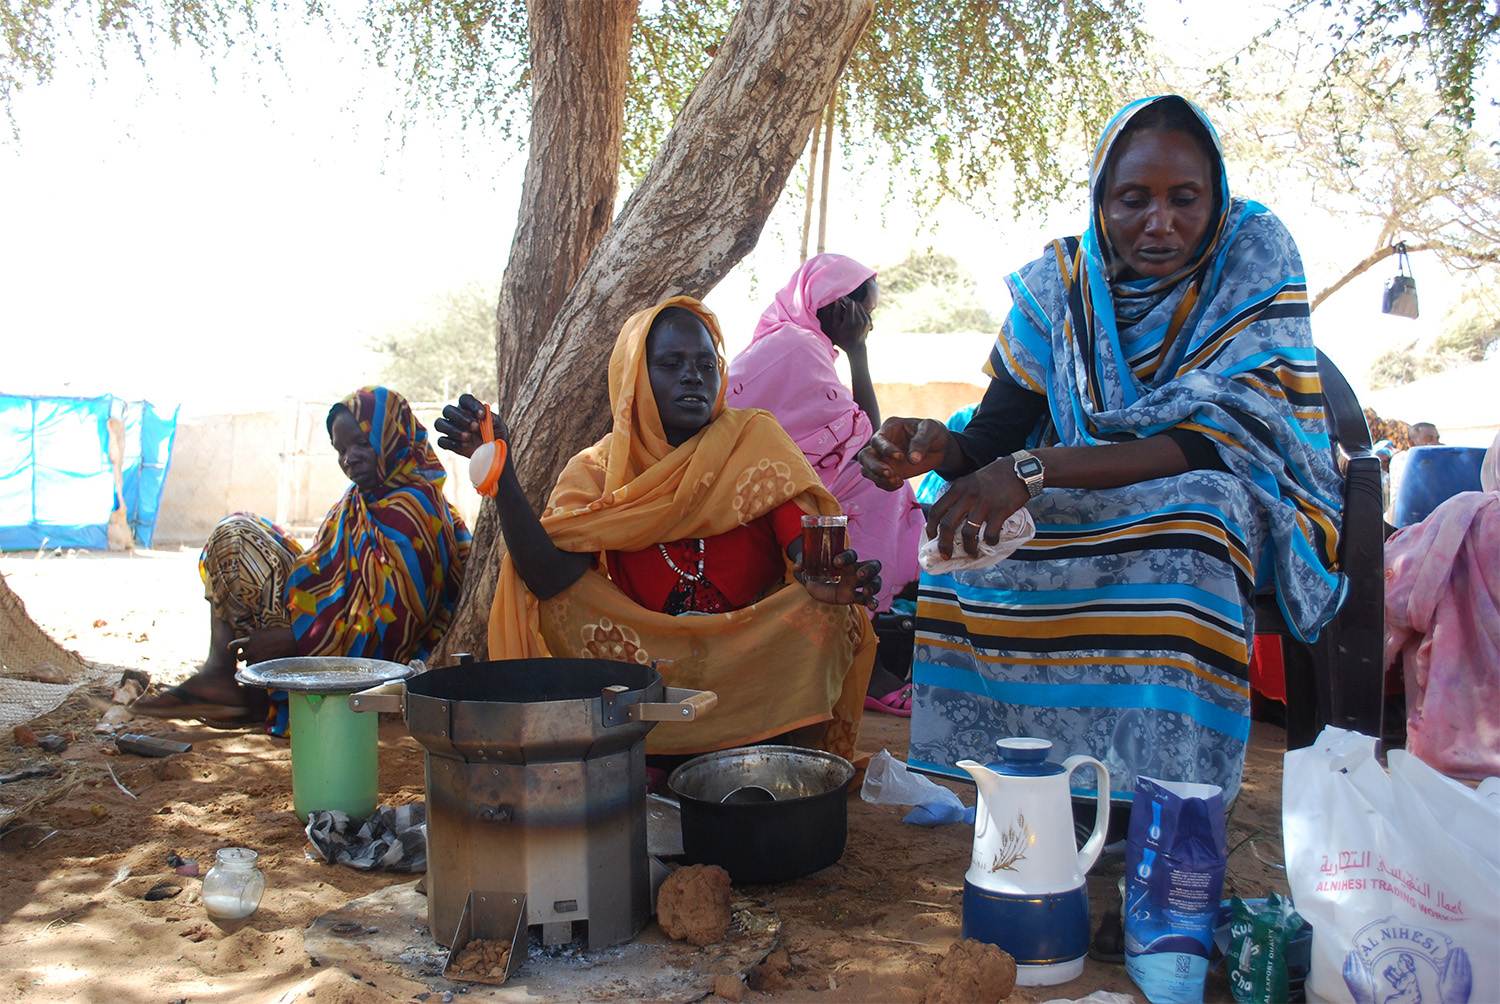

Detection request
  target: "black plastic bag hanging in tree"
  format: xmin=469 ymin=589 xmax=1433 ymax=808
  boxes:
xmin=1381 ymin=242 xmax=1419 ymax=319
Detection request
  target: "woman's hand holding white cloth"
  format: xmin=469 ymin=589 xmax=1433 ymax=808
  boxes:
xmin=924 ymin=458 xmax=1033 ymax=559
xmin=918 ymin=507 xmax=1035 ymax=573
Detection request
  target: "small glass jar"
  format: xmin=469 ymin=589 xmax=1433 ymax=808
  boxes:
xmin=202 ymin=847 xmax=265 ymax=929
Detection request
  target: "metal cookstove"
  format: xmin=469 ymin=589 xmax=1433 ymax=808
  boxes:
xmin=353 ymin=656 xmax=713 ymax=958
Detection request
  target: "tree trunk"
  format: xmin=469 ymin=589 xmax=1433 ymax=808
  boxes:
xmin=438 ymin=0 xmax=875 ymax=661
xmin=817 ymin=96 xmax=835 ymax=254
xmin=494 ymin=0 xmax=638 ymax=405
xmin=440 ymin=0 xmax=638 ymax=660
xmin=799 ymin=105 xmax=823 ymax=263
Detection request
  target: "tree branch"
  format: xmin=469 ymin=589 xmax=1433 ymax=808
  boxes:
xmin=1310 ymin=241 xmax=1500 ymax=311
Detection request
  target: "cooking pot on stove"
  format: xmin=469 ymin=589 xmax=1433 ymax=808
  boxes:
xmin=351 ymin=656 xmax=715 ymax=955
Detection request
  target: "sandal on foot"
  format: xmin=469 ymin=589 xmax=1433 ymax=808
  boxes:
xmin=131 ymin=683 xmax=249 ymax=722
xmin=193 ymin=713 xmax=263 ymax=731
xmin=863 ymin=685 xmax=913 ymax=717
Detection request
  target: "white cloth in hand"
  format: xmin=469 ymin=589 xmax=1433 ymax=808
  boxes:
xmin=917 ymin=507 xmax=1035 ymax=574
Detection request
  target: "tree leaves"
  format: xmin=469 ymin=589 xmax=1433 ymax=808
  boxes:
xmin=5 ymin=0 xmax=1494 ymax=227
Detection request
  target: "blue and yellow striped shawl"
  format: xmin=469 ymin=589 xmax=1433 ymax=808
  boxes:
xmin=986 ymin=97 xmax=1345 ymax=641
xmin=286 ymin=386 xmax=472 ymax=662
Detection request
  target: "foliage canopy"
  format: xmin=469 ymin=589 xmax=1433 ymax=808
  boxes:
xmin=3 ymin=0 xmax=1147 ymax=206
xmin=1147 ymin=14 xmax=1499 ymax=315
xmin=9 ymin=0 xmax=1496 ymax=207
xmin=356 ymin=0 xmax=1150 ymax=207
xmin=1256 ymin=0 xmax=1500 ymax=130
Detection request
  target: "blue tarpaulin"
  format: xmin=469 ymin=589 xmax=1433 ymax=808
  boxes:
xmin=0 ymin=393 xmax=178 ymax=550
xmin=118 ymin=399 xmax=179 ymax=548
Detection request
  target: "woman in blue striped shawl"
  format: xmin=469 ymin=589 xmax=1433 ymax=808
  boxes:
xmin=858 ymin=95 xmax=1344 ymax=803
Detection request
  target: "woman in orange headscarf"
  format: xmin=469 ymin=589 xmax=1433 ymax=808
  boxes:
xmin=437 ymin=297 xmax=879 ymax=758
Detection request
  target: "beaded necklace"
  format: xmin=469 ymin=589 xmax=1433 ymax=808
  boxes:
xmin=658 ymin=539 xmax=706 ymax=582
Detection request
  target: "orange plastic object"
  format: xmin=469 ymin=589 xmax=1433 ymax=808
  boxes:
xmin=475 ymin=405 xmax=508 ymax=497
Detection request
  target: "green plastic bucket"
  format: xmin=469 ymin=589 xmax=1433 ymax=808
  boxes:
xmin=289 ymin=691 xmax=378 ymax=821
xmin=236 ymin=656 xmax=412 ymax=823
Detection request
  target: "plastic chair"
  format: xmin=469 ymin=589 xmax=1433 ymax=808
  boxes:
xmin=1391 ymin=445 xmax=1488 ymax=527
xmin=1254 ymin=350 xmax=1386 ymax=748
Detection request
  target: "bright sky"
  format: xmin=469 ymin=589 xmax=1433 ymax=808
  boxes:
xmin=0 ymin=1 xmax=1478 ymax=416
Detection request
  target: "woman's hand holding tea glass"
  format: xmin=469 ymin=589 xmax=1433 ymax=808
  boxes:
xmin=793 ymin=516 xmax=882 ymax=610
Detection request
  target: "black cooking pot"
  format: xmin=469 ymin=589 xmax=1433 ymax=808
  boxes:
xmin=668 ymin=745 xmax=854 ymax=884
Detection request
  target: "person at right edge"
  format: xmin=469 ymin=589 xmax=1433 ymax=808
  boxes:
xmin=857 ymin=94 xmax=1345 ymax=810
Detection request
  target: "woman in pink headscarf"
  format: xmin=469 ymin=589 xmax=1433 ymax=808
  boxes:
xmin=727 ymin=255 xmax=925 ymax=708
xmin=1384 ymin=429 xmax=1500 ymax=780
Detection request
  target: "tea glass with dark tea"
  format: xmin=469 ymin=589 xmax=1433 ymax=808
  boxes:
xmin=800 ymin=515 xmax=848 ymax=585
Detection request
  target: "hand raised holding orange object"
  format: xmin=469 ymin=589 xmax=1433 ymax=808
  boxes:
xmin=434 ymin=394 xmax=508 ymax=497
xmin=469 ymin=405 xmax=508 ymax=497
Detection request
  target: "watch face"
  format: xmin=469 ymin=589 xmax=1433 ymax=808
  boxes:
xmin=1015 ymin=457 xmax=1044 ymax=479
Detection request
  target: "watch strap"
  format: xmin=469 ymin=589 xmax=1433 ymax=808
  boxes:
xmin=1011 ymin=449 xmax=1044 ymax=498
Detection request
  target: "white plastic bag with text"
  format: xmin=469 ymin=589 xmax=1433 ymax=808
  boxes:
xmin=1283 ymin=727 xmax=1500 ymax=1004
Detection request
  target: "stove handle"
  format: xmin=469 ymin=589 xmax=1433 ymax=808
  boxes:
xmin=625 ymin=687 xmax=718 ymax=723
xmin=348 ymin=681 xmax=407 ymax=715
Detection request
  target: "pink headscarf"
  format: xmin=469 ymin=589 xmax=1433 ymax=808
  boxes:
xmin=727 ymin=254 xmax=924 ymax=612
xmin=747 ymin=253 xmax=876 ymax=350
xmin=729 ymin=254 xmax=879 ymax=482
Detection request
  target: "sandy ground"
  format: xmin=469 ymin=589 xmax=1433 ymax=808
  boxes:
xmin=0 ymin=550 xmax=1292 ymax=1004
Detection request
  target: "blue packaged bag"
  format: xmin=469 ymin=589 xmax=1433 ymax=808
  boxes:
xmin=1123 ymin=776 xmax=1227 ymax=1003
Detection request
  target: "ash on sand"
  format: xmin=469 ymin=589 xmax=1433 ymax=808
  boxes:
xmin=304 ymin=877 xmax=783 ymax=1004
xmin=923 ymin=939 xmax=1019 ymax=1003
xmin=657 ymin=863 xmax=734 ymax=946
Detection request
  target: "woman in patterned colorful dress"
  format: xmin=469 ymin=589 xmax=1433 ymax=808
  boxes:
xmin=857 ymin=95 xmax=1345 ymax=802
xmin=435 ymin=297 xmax=881 ymax=760
xmin=134 ymin=387 xmax=471 ymax=726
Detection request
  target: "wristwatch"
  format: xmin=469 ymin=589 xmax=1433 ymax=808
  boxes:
xmin=1011 ymin=449 xmax=1045 ymax=498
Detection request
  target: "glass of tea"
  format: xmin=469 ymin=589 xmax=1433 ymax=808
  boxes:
xmin=800 ymin=515 xmax=848 ymax=584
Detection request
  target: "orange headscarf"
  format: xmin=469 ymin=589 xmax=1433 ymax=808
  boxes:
xmin=488 ymin=297 xmax=875 ymax=756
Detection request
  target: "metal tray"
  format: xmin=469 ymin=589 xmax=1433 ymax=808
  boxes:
xmin=236 ymin=656 xmax=414 ymax=694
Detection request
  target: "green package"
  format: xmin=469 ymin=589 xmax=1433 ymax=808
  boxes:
xmin=1227 ymin=894 xmax=1305 ymax=1004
